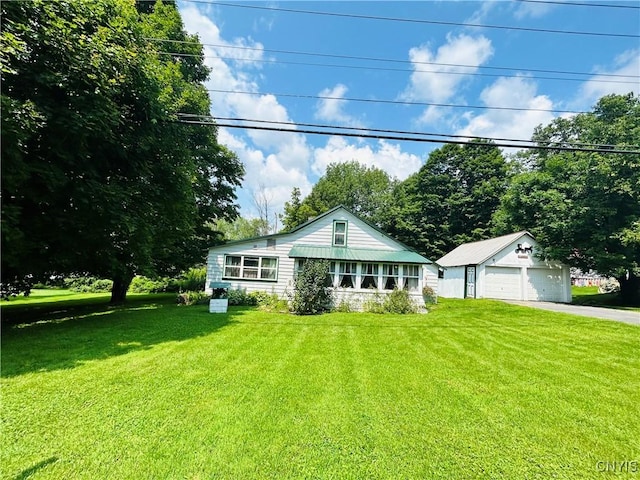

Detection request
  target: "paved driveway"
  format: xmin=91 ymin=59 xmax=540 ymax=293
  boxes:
xmin=505 ymin=301 xmax=640 ymax=326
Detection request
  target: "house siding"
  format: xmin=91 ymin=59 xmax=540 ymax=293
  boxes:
xmin=206 ymin=208 xmax=438 ymax=310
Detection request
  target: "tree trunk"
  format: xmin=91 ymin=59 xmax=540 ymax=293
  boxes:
xmin=617 ymin=271 xmax=640 ymax=307
xmin=110 ymin=274 xmax=134 ymax=304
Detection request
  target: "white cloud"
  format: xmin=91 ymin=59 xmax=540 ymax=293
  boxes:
xmin=401 ymin=33 xmax=493 ymax=123
xmin=181 ymin=5 xmax=314 ymax=216
xmin=512 ymin=1 xmax=554 ymax=19
xmin=315 ymin=84 xmax=364 ymax=127
xmin=312 ymin=136 xmax=422 ymax=180
xmin=455 ymin=76 xmax=555 ymax=146
xmin=573 ymin=49 xmax=640 ymax=108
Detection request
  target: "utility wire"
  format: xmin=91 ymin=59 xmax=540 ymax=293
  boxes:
xmin=204 ymin=88 xmax=590 ymax=114
xmin=182 ymin=0 xmax=640 ymax=38
xmin=517 ymin=0 xmax=640 ymax=9
xmin=178 ymin=113 xmax=640 ymax=150
xmin=174 ymin=118 xmax=640 ymax=154
xmin=147 ymin=39 xmax=639 ymax=80
xmin=159 ymin=51 xmax=639 ymax=86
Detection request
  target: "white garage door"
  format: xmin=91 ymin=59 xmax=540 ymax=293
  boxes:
xmin=485 ymin=267 xmax=522 ymax=300
xmin=527 ymin=268 xmax=564 ymax=302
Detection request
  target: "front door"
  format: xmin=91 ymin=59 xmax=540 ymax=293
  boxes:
xmin=465 ymin=266 xmax=476 ymax=298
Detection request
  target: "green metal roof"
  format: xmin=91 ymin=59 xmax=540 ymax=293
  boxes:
xmin=289 ymin=245 xmax=431 ymax=264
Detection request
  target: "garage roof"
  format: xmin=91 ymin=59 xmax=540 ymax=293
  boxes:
xmin=437 ymin=231 xmax=531 ymax=267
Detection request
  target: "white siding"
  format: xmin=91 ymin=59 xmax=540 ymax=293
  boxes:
xmin=205 ymin=207 xmax=438 ymax=309
xmin=438 ymin=266 xmax=466 ymax=298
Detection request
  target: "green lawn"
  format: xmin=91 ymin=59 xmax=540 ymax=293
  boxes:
xmin=2 ymin=296 xmax=639 ymax=479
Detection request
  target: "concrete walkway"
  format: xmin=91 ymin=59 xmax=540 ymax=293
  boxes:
xmin=504 ymin=301 xmax=640 ymax=326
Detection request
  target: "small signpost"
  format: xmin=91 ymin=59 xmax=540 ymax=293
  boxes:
xmin=209 ymin=281 xmax=231 ymax=313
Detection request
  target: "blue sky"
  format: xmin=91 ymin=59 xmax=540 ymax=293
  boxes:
xmin=176 ymin=0 xmax=640 ymax=219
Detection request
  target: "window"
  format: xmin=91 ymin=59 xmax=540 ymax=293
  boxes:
xmin=266 ymin=238 xmax=276 ymax=250
xmin=327 ymin=261 xmax=337 ymax=287
xmin=403 ymin=264 xmax=420 ymax=292
xmin=338 ymin=262 xmax=357 ymax=288
xmin=333 ymin=221 xmax=347 ymax=246
xmin=382 ymin=264 xmax=398 ymax=290
xmin=223 ymin=255 xmax=278 ymax=281
xmin=361 ymin=263 xmax=379 ymax=289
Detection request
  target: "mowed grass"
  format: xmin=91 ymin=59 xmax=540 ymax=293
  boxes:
xmin=2 ymin=296 xmax=639 ymax=479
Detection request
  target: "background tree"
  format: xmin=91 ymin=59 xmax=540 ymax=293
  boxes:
xmin=1 ymin=0 xmax=243 ymax=302
xmin=493 ymin=93 xmax=640 ymax=305
xmin=281 ymin=161 xmax=395 ymax=231
xmin=383 ymin=140 xmax=510 ymax=260
xmin=214 ymin=217 xmax=269 ymax=241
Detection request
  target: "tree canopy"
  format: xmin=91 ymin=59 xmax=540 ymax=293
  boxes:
xmin=1 ymin=0 xmax=243 ymax=301
xmin=493 ymin=93 xmax=640 ymax=304
xmin=382 ymin=140 xmax=510 ymax=260
xmin=280 ymin=161 xmax=395 ymax=231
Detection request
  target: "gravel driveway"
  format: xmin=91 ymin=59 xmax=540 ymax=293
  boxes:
xmin=504 ymin=301 xmax=640 ymax=326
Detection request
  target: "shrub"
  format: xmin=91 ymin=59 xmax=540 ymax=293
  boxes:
xmin=363 ymin=292 xmax=386 ymax=314
xmin=334 ymin=298 xmax=354 ymax=313
xmin=384 ymin=288 xmax=417 ymax=314
xmin=228 ymin=288 xmax=257 ymax=306
xmin=175 ymin=267 xmax=207 ymax=292
xmin=363 ymin=288 xmax=417 ymax=314
xmin=422 ymin=286 xmax=436 ymax=304
xmin=251 ymin=291 xmax=288 ymax=312
xmin=289 ymin=260 xmax=333 ymax=315
xmin=64 ymin=276 xmax=113 ymax=293
xmin=177 ymin=291 xmax=210 ymax=306
xmin=129 ymin=276 xmax=171 ymax=293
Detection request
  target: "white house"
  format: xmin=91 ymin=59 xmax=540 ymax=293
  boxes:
xmin=436 ymin=231 xmax=572 ymax=303
xmin=206 ymin=206 xmax=439 ymax=310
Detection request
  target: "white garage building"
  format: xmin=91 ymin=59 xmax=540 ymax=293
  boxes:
xmin=437 ymin=231 xmax=572 ymax=303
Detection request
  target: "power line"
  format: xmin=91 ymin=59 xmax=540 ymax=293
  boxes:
xmin=159 ymin=51 xmax=639 ymax=86
xmin=174 ymin=118 xmax=640 ymax=154
xmin=517 ymin=0 xmax=640 ymax=9
xmin=178 ymin=113 xmax=640 ymax=150
xmin=147 ymin=39 xmax=639 ymax=80
xmin=182 ymin=0 xmax=640 ymax=38
xmin=204 ymin=88 xmax=591 ymax=114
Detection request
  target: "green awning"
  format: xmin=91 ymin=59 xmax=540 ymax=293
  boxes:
xmin=289 ymin=245 xmax=431 ymax=264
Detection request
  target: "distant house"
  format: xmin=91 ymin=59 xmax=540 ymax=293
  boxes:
xmin=436 ymin=232 xmax=572 ymax=303
xmin=206 ymin=206 xmax=439 ymax=310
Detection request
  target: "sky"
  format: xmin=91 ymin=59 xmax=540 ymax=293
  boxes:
xmin=175 ymin=0 xmax=640 ymax=219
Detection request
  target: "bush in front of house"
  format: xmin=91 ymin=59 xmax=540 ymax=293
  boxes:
xmin=250 ymin=291 xmax=289 ymax=312
xmin=290 ymin=259 xmax=333 ymax=315
xmin=227 ymin=288 xmax=257 ymax=306
xmin=422 ymin=286 xmax=436 ymax=304
xmin=363 ymin=288 xmax=417 ymax=314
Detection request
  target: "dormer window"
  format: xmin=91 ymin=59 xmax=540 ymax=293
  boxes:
xmin=333 ymin=221 xmax=347 ymax=246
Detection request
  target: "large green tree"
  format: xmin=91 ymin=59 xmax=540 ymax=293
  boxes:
xmin=493 ymin=93 xmax=640 ymax=304
xmin=280 ymin=161 xmax=395 ymax=231
xmin=1 ymin=0 xmax=243 ymax=302
xmin=383 ymin=140 xmax=510 ymax=260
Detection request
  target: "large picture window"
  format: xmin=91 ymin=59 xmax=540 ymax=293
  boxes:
xmin=223 ymin=255 xmax=278 ymax=281
xmin=382 ymin=264 xmax=399 ymax=290
xmin=361 ymin=263 xmax=379 ymax=289
xmin=403 ymin=264 xmax=420 ymax=292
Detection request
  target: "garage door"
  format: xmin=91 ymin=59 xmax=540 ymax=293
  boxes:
xmin=527 ymin=268 xmax=564 ymax=302
xmin=485 ymin=267 xmax=522 ymax=300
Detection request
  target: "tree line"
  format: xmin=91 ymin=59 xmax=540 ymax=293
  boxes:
xmin=280 ymin=93 xmax=640 ymax=305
